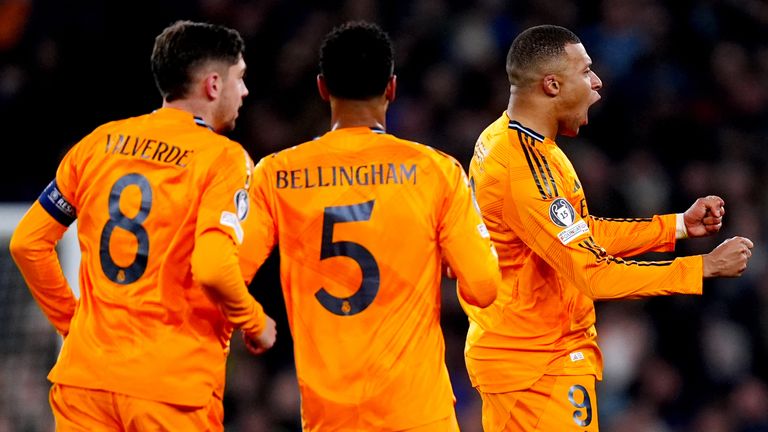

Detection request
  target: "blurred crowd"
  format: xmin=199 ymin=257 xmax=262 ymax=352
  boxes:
xmin=2 ymin=0 xmax=768 ymax=431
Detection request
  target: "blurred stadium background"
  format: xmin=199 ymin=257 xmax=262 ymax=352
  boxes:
xmin=2 ymin=0 xmax=768 ymax=431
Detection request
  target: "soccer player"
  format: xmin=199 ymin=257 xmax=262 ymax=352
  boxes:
xmin=238 ymin=21 xmax=501 ymax=431
xmin=461 ymin=24 xmax=754 ymax=431
xmin=9 ymin=21 xmax=276 ymax=431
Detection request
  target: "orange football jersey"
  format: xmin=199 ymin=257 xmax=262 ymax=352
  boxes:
xmin=14 ymin=107 xmax=255 ymax=406
xmin=461 ymin=113 xmax=703 ymax=393
xmin=240 ymin=127 xmax=500 ymax=430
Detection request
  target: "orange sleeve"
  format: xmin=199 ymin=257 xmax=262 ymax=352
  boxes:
xmin=9 ymin=201 xmax=77 ymax=336
xmin=239 ymin=157 xmax=278 ymax=284
xmin=504 ymin=172 xmax=702 ymax=300
xmin=586 ymin=214 xmax=677 ymax=257
xmin=191 ymin=230 xmax=266 ymax=337
xmin=189 ymin=144 xmax=267 ymax=337
xmin=438 ymin=159 xmax=500 ymax=308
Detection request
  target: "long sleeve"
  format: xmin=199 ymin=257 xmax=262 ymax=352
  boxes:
xmin=9 ymin=201 xmax=77 ymax=336
xmin=504 ymin=176 xmax=702 ymax=300
xmin=439 ymin=161 xmax=500 ymax=308
xmin=191 ymin=230 xmax=266 ymax=337
xmin=238 ymin=157 xmax=278 ymax=284
xmin=586 ymin=214 xmax=677 ymax=257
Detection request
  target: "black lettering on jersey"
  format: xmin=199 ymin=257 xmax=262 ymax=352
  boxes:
xmin=400 ymin=163 xmax=416 ymax=184
xmin=274 ymin=164 xmax=418 ymax=189
xmin=339 ymin=166 xmax=354 ymax=185
xmin=355 ymin=165 xmax=370 ymax=185
xmin=276 ymin=170 xmax=288 ymax=188
xmin=104 ymin=134 xmax=193 ymax=167
xmin=153 ymin=141 xmax=170 ymax=160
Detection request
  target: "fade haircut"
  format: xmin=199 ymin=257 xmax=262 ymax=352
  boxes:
xmin=151 ymin=20 xmax=245 ymax=102
xmin=506 ymin=25 xmax=581 ymax=87
xmin=319 ymin=21 xmax=394 ymax=100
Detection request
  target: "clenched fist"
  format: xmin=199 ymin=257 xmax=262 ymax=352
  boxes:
xmin=703 ymin=236 xmax=754 ymax=278
xmin=684 ymin=195 xmax=725 ymax=238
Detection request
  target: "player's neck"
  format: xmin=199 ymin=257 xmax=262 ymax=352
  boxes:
xmin=162 ymin=99 xmax=215 ymax=129
xmin=506 ymin=93 xmax=557 ymax=140
xmin=329 ymin=98 xmax=387 ymax=131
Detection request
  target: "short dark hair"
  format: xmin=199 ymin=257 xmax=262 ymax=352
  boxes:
xmin=151 ymin=20 xmax=245 ymax=102
xmin=506 ymin=25 xmax=581 ymax=87
xmin=319 ymin=21 xmax=394 ymax=100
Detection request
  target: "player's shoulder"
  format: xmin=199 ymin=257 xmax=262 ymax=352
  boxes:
xmin=257 ymin=133 xmax=324 ymax=166
xmin=478 ymin=114 xmax=544 ymax=165
xmin=66 ymin=114 xmax=148 ymax=155
xmin=399 ymin=136 xmax=465 ymax=173
xmin=211 ymin=136 xmax=253 ymax=172
xmin=82 ymin=114 xmax=140 ymax=138
xmin=382 ymin=135 xmax=471 ymax=188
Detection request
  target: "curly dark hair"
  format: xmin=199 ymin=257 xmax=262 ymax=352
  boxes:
xmin=319 ymin=21 xmax=394 ymax=100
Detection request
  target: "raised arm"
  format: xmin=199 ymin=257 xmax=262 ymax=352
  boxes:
xmin=505 ymin=175 xmax=749 ymax=300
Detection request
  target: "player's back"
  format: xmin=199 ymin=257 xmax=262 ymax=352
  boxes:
xmin=254 ymin=127 xmax=462 ymax=430
xmin=50 ymin=107 xmax=250 ymax=406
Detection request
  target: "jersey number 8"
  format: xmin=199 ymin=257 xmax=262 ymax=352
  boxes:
xmin=99 ymin=173 xmax=152 ymax=284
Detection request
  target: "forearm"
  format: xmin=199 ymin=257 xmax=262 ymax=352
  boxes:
xmin=191 ymin=230 xmax=266 ymax=336
xmin=587 ymin=213 xmax=677 ymax=257
xmin=9 ymin=202 xmax=76 ymax=335
xmin=581 ymin=254 xmax=703 ymax=300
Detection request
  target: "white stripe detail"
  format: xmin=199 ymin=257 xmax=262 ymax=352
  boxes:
xmin=508 ymin=122 xmax=545 ymax=141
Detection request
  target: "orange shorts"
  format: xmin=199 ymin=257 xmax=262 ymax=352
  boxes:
xmin=478 ymin=375 xmax=599 ymax=431
xmin=301 ymin=413 xmax=459 ymax=432
xmin=49 ymin=383 xmax=223 ymax=432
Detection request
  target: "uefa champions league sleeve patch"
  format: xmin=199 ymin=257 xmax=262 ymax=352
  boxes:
xmin=549 ymin=198 xmax=589 ymax=245
xmin=234 ymin=189 xmax=249 ymax=221
xmin=549 ymin=198 xmax=575 ymax=227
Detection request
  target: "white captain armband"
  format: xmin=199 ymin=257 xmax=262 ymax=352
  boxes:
xmin=675 ymin=213 xmax=688 ymax=239
xmin=38 ymin=180 xmax=77 ymax=226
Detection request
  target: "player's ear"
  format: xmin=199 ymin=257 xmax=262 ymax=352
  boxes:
xmin=317 ymin=74 xmax=331 ymax=102
xmin=542 ymin=74 xmax=560 ymax=97
xmin=204 ymin=72 xmax=222 ymax=101
xmin=385 ymin=75 xmax=397 ymax=102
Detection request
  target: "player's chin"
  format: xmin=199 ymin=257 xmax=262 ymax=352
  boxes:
xmin=221 ymin=118 xmax=237 ymax=133
xmin=561 ymin=127 xmax=579 ymax=137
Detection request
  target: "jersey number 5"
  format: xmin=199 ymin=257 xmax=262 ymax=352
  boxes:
xmin=99 ymin=173 xmax=152 ymax=284
xmin=316 ymin=200 xmax=380 ymax=316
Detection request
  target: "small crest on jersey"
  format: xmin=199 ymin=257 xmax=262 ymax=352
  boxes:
xmin=570 ymin=351 xmax=585 ymax=362
xmin=234 ymin=189 xmax=249 ymax=221
xmin=549 ymin=198 xmax=576 ymax=228
xmin=557 ymin=220 xmax=589 ymax=245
